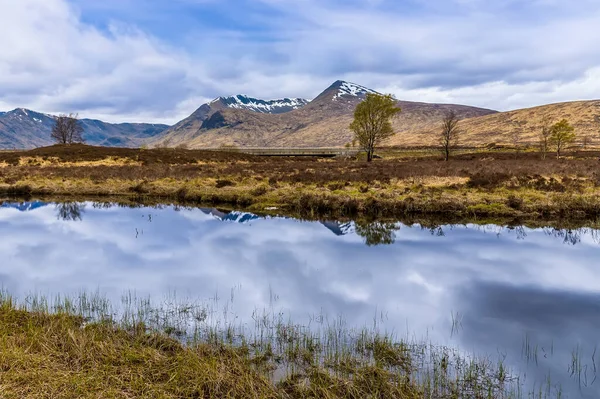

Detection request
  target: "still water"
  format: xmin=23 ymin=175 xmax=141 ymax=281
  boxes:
xmin=1 ymin=201 xmax=599 ymax=397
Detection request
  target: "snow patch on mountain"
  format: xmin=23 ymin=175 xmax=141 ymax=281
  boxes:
xmin=1 ymin=201 xmax=49 ymax=212
xmin=212 ymin=95 xmax=309 ymax=114
xmin=200 ymin=208 xmax=264 ymax=224
xmin=333 ymin=82 xmax=378 ymax=101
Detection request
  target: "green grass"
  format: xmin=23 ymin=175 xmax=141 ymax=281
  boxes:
xmin=0 ymin=291 xmax=571 ymax=399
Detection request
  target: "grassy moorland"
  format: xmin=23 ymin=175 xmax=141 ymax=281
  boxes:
xmin=1 ymin=144 xmax=600 ymax=220
xmin=0 ymin=291 xmax=564 ymax=399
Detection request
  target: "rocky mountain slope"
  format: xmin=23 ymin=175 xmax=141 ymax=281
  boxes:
xmin=153 ymin=81 xmax=498 ymax=148
xmin=0 ymin=109 xmax=168 ymax=149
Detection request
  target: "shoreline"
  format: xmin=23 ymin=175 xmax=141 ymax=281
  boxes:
xmin=1 ymin=145 xmax=600 ymax=221
xmin=1 ymin=177 xmax=600 ymax=220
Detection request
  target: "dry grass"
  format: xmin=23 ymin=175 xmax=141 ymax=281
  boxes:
xmin=0 ymin=303 xmax=278 ymax=398
xmin=0 ymin=291 xmax=544 ymax=399
xmin=387 ymin=100 xmax=600 ymax=147
xmin=2 ymin=145 xmax=600 ymax=219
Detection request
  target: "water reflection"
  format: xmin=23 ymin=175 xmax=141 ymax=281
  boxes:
xmin=1 ymin=201 xmax=599 ymax=397
xmin=55 ymin=202 xmax=85 ymax=221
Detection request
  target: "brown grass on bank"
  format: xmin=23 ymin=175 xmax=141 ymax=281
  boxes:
xmin=0 ymin=300 xmax=425 ymax=399
xmin=0 ymin=305 xmax=277 ymax=398
xmin=2 ymin=145 xmax=600 ymax=219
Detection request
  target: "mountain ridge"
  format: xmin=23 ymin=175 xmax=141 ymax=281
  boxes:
xmin=152 ymin=80 xmax=498 ymax=148
xmin=0 ymin=108 xmax=169 ymax=149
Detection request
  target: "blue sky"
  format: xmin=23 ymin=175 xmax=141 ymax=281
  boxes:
xmin=0 ymin=0 xmax=599 ymax=123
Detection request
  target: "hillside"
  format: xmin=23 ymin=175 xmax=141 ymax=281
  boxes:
xmin=459 ymin=100 xmax=600 ymax=147
xmin=153 ymin=81 xmax=497 ymax=148
xmin=0 ymin=109 xmax=168 ymax=149
xmin=385 ymin=100 xmax=600 ymax=147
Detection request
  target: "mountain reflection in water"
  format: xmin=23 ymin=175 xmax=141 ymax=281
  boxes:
xmin=1 ymin=201 xmax=599 ymax=397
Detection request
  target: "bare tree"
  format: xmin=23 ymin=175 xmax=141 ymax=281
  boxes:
xmin=509 ymin=129 xmax=522 ymax=158
xmin=51 ymin=113 xmax=85 ymax=145
xmin=582 ymin=134 xmax=592 ymax=150
xmin=538 ymin=117 xmax=552 ymax=160
xmin=55 ymin=202 xmax=85 ymax=221
xmin=595 ymin=115 xmax=600 ymax=144
xmin=439 ymin=110 xmax=461 ymax=161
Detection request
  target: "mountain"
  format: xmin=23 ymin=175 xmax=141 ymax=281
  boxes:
xmin=152 ymin=80 xmax=497 ymax=148
xmin=211 ymin=95 xmax=309 ymax=114
xmin=0 ymin=108 xmax=169 ymax=149
xmin=0 ymin=201 xmax=48 ymax=212
xmin=321 ymin=221 xmax=355 ymax=236
xmin=200 ymin=208 xmax=263 ymax=223
xmin=390 ymin=99 xmax=600 ymax=147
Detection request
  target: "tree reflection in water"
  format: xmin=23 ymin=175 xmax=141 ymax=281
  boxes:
xmin=355 ymin=221 xmax=399 ymax=246
xmin=55 ymin=202 xmax=85 ymax=221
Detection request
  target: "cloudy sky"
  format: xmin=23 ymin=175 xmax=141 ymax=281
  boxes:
xmin=1 ymin=0 xmax=600 ymax=123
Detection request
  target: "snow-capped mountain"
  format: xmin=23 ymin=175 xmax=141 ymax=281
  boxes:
xmin=152 ymin=79 xmax=497 ymax=148
xmin=211 ymin=95 xmax=309 ymax=114
xmin=200 ymin=208 xmax=263 ymax=223
xmin=321 ymin=221 xmax=355 ymax=236
xmin=199 ymin=208 xmax=359 ymax=237
xmin=0 ymin=201 xmax=49 ymax=212
xmin=332 ymin=81 xmax=379 ymax=100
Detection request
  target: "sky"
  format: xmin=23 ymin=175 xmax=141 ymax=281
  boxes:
xmin=1 ymin=202 xmax=600 ymax=396
xmin=1 ymin=0 xmax=600 ymax=124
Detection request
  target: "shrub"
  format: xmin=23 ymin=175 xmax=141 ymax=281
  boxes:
xmin=129 ymin=181 xmax=149 ymax=194
xmin=250 ymin=186 xmax=268 ymax=196
xmin=215 ymin=179 xmax=235 ymax=188
xmin=175 ymin=187 xmax=188 ymax=201
xmin=327 ymin=182 xmax=345 ymax=191
xmin=466 ymin=173 xmax=510 ymax=189
xmin=506 ymin=195 xmax=524 ymax=210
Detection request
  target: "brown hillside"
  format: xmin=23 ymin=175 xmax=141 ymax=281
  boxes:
xmin=389 ymin=100 xmax=600 ymax=147
xmin=153 ymin=81 xmax=496 ymax=148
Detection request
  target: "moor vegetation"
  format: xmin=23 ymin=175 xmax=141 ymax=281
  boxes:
xmin=2 ymin=144 xmax=600 ymax=219
xmin=0 ymin=292 xmax=565 ymax=399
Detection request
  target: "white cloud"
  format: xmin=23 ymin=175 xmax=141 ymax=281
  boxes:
xmin=0 ymin=0 xmax=599 ymax=123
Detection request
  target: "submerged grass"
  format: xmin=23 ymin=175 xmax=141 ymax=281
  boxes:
xmin=0 ymin=291 xmax=571 ymax=398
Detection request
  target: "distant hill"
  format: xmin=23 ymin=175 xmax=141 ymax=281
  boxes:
xmin=385 ymin=100 xmax=600 ymax=147
xmin=152 ymin=80 xmax=497 ymax=148
xmin=0 ymin=108 xmax=169 ymax=149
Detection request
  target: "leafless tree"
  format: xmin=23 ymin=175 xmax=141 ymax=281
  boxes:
xmin=581 ymin=134 xmax=592 ymax=150
xmin=595 ymin=115 xmax=600 ymax=144
xmin=51 ymin=113 xmax=85 ymax=145
xmin=538 ymin=117 xmax=552 ymax=160
xmin=439 ymin=110 xmax=461 ymax=161
xmin=509 ymin=129 xmax=522 ymax=158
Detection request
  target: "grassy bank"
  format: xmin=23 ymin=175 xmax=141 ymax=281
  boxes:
xmin=2 ymin=145 xmax=600 ymax=219
xmin=0 ymin=292 xmax=555 ymax=399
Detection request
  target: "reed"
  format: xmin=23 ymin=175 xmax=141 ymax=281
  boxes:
xmin=0 ymin=290 xmax=579 ymax=398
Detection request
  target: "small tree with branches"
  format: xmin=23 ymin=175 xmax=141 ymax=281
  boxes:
xmin=350 ymin=93 xmax=401 ymax=162
xmin=549 ymin=119 xmax=576 ymax=158
xmin=582 ymin=134 xmax=592 ymax=150
xmin=509 ymin=129 xmax=522 ymax=158
xmin=595 ymin=116 xmax=600 ymax=144
xmin=538 ymin=117 xmax=552 ymax=160
xmin=51 ymin=113 xmax=85 ymax=145
xmin=439 ymin=110 xmax=461 ymax=161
